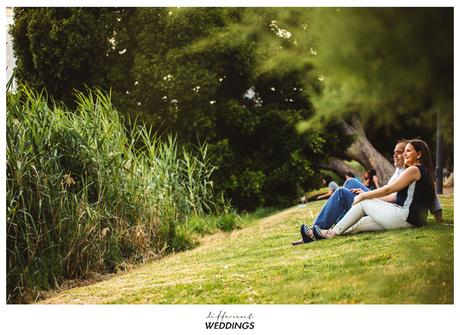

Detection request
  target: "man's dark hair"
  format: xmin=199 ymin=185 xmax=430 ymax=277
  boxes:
xmin=345 ymin=171 xmax=355 ymax=178
xmin=323 ymin=175 xmax=332 ymax=184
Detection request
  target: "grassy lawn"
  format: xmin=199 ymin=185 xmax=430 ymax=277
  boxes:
xmin=40 ymin=195 xmax=453 ymax=304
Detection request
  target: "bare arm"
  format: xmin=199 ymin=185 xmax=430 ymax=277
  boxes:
xmin=317 ymin=189 xmax=333 ymax=199
xmin=351 ymin=188 xmax=396 ymax=203
xmin=379 ymin=193 xmax=397 ymax=203
xmin=353 ymin=166 xmax=421 ymax=205
xmin=373 ymin=175 xmax=380 ymax=188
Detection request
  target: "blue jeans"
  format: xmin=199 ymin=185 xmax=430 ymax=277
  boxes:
xmin=312 ymin=179 xmax=370 ymax=229
xmin=343 ymin=178 xmax=370 ymax=192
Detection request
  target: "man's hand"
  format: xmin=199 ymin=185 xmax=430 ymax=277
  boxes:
xmin=351 ymin=188 xmax=364 ymax=194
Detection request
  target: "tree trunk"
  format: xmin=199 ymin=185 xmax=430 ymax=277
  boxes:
xmin=338 ymin=114 xmax=394 ymax=184
xmin=319 ymin=158 xmax=361 ymax=180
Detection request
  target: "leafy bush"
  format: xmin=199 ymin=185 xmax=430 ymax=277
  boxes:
xmin=6 ymin=87 xmax=227 ymax=303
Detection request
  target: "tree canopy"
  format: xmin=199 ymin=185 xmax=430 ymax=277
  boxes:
xmin=10 ymin=8 xmax=135 ymax=107
xmin=10 ymin=7 xmax=453 ymax=209
xmin=245 ymin=8 xmax=453 ymax=163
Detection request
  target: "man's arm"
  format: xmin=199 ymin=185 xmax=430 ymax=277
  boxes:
xmin=317 ymin=189 xmax=333 ymax=199
xmin=373 ymin=175 xmax=380 ymax=188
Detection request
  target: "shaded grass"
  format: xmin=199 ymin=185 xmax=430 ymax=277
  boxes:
xmin=40 ymin=195 xmax=453 ymax=304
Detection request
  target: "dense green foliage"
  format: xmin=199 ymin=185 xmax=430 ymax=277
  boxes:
xmin=11 ymin=8 xmax=454 ymax=203
xmin=6 ymin=88 xmax=238 ymax=303
xmin=248 ymin=8 xmax=454 ymax=165
xmin=11 ymin=7 xmax=353 ymax=210
xmin=10 ymin=8 xmax=135 ymax=108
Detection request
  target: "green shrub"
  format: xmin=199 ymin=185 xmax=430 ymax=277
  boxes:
xmin=6 ymin=86 xmax=226 ymax=303
xmin=216 ymin=213 xmax=240 ymax=232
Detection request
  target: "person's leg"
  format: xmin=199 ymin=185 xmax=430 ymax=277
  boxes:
xmin=313 ymin=187 xmax=356 ymax=229
xmin=342 ymin=216 xmax=384 ymax=235
xmin=331 ymin=202 xmax=367 ymax=235
xmin=333 ymin=199 xmax=412 ymax=235
xmin=343 ymin=178 xmax=370 ymax=192
xmin=360 ymin=200 xmax=412 ymax=230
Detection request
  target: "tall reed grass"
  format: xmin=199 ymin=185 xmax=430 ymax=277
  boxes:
xmin=6 ymin=86 xmax=232 ymax=303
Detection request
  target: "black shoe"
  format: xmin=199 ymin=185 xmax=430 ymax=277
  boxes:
xmin=312 ymin=225 xmax=326 ymax=240
xmin=300 ymin=224 xmax=315 ymax=243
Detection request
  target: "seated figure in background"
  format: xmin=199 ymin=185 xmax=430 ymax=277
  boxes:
xmin=344 ymin=171 xmax=361 ymax=184
xmin=363 ymin=169 xmax=380 ymax=190
xmin=316 ymin=175 xmax=339 ymax=200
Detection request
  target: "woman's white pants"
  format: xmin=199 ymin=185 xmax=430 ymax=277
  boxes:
xmin=333 ymin=199 xmax=413 ymax=235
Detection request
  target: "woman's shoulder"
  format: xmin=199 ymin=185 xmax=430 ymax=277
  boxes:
xmin=401 ymin=165 xmax=422 ymax=180
xmin=406 ymin=165 xmax=421 ymax=172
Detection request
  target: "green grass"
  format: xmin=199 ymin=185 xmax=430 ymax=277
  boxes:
xmin=40 ymin=194 xmax=453 ymax=304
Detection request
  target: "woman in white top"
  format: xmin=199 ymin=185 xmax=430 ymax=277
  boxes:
xmin=313 ymin=139 xmax=436 ymax=239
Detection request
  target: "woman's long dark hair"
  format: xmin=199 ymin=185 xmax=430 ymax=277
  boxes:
xmin=408 ymin=139 xmax=435 ymax=196
xmin=364 ymin=169 xmax=377 ymax=188
xmin=368 ymin=169 xmax=377 ymax=178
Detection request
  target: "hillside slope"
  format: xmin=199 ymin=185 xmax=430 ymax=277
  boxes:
xmin=40 ymin=195 xmax=454 ymax=304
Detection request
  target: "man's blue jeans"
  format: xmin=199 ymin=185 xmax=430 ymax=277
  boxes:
xmin=313 ymin=179 xmax=370 ymax=229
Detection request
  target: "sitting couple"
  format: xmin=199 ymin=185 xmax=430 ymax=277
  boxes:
xmin=293 ymin=138 xmax=441 ymax=245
